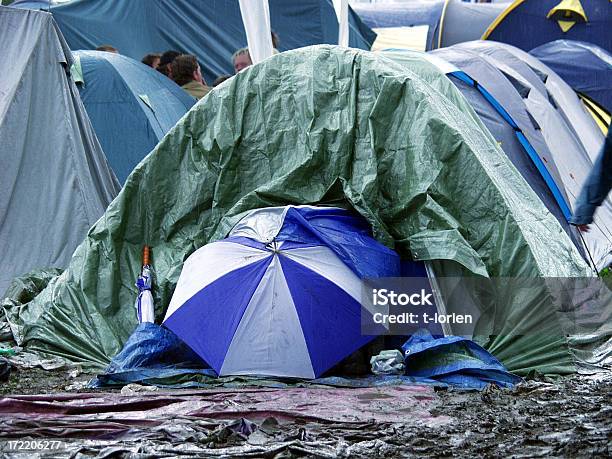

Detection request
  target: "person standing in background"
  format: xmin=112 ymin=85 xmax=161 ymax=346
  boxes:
xmin=232 ymin=48 xmax=252 ymax=73
xmin=570 ymin=129 xmax=612 ymax=232
xmin=96 ymin=45 xmax=118 ymax=53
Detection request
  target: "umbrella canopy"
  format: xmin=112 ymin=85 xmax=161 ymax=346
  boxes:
xmin=163 ymin=206 xmax=400 ymax=379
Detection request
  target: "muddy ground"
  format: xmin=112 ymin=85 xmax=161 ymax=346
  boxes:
xmin=0 ymin=364 xmax=610 ymax=458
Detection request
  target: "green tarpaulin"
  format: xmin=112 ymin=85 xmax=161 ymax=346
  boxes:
xmin=5 ymin=46 xmax=601 ymax=375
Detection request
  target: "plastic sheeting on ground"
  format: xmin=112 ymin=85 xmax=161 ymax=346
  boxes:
xmin=72 ymin=50 xmax=196 ymax=183
xmin=11 ymin=0 xmax=375 ymax=84
xmin=402 ymin=330 xmax=521 ymax=390
xmin=90 ymin=323 xmax=513 ymax=390
xmin=7 ymin=46 xmax=594 ymax=376
xmin=0 ymin=7 xmax=120 ymax=296
xmin=89 ymin=323 xmax=212 ymax=388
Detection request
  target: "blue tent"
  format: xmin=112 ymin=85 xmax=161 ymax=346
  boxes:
xmin=530 ymin=40 xmax=612 ymax=112
xmin=72 ymin=50 xmax=195 ymax=183
xmin=451 ymin=41 xmax=612 ymax=269
xmin=11 ymin=0 xmax=376 ymax=84
xmin=483 ymin=0 xmax=611 ymax=52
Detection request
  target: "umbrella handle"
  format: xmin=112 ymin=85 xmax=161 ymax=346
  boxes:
xmin=143 ymin=245 xmax=150 ymax=267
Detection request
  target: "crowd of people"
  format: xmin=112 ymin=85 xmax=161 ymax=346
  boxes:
xmin=94 ymin=32 xmax=281 ymax=100
xmin=96 ymin=45 xmax=253 ymax=100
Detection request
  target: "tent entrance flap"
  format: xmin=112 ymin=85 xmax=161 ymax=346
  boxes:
xmin=547 ymin=0 xmax=588 ymax=30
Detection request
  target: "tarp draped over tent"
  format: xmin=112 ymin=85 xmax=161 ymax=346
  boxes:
xmin=530 ymin=40 xmax=612 ymax=113
xmin=452 ymin=41 xmax=612 ymax=270
xmin=5 ymin=46 xmax=596 ymax=376
xmin=11 ymin=0 xmax=376 ymax=84
xmin=72 ymin=50 xmax=196 ymax=183
xmin=482 ymin=0 xmax=612 ymax=52
xmin=0 ymin=8 xmax=120 ymax=295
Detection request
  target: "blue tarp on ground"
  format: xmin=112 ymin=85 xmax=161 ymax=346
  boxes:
xmin=402 ymin=330 xmax=522 ymax=390
xmin=72 ymin=50 xmax=195 ymax=183
xmin=530 ymin=40 xmax=612 ymax=112
xmin=11 ymin=0 xmax=376 ymax=84
xmin=92 ymin=325 xmax=520 ymax=390
xmin=90 ymin=323 xmax=213 ymax=388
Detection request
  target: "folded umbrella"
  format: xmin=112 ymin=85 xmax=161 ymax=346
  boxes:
xmin=135 ymin=245 xmax=155 ymax=323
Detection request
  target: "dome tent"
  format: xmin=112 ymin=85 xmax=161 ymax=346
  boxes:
xmin=487 ymin=41 xmax=605 ymax=158
xmin=438 ymin=0 xmax=509 ymax=49
xmin=453 ymin=41 xmax=612 ymax=270
xmin=72 ymin=50 xmax=196 ymax=183
xmin=352 ymin=0 xmax=446 ymax=51
xmin=0 ymin=7 xmax=119 ymax=294
xmin=8 ymin=46 xmax=606 ymax=377
xmin=421 ymin=48 xmax=581 ymax=251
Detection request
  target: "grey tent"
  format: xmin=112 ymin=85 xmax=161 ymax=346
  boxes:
xmin=487 ymin=42 xmax=604 ymax=159
xmin=0 ymin=7 xmax=120 ymax=294
xmin=352 ymin=0 xmax=446 ymax=51
xmin=452 ymin=41 xmax=612 ymax=270
xmin=531 ymin=40 xmax=612 ymax=114
xmin=424 ymin=48 xmax=583 ymax=255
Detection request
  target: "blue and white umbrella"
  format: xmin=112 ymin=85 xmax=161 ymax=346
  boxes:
xmin=163 ymin=206 xmax=400 ymax=379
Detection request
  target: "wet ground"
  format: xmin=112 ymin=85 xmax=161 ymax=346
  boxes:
xmin=0 ymin=363 xmax=610 ymax=458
